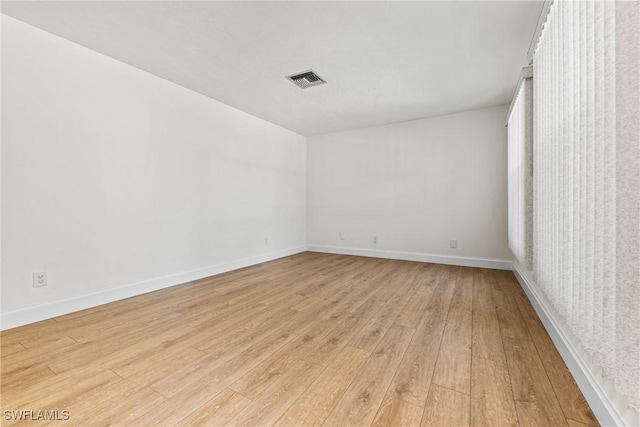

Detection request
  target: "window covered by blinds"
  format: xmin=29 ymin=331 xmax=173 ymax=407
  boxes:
xmin=531 ymin=0 xmax=639 ymax=413
xmin=507 ymin=67 xmax=533 ymax=270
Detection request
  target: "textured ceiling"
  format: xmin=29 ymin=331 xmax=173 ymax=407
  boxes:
xmin=1 ymin=1 xmax=542 ymax=136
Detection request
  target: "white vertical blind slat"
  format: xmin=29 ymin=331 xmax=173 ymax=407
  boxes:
xmin=585 ymin=0 xmax=595 ymax=344
xmin=602 ymin=0 xmax=616 ymax=378
xmin=614 ymin=0 xmax=640 ymax=411
xmin=592 ymin=0 xmax=605 ymax=362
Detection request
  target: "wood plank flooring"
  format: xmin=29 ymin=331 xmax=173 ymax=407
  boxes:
xmin=0 ymin=252 xmax=598 ymax=426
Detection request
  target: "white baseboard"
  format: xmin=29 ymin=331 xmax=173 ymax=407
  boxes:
xmin=511 ymin=263 xmax=626 ymax=427
xmin=0 ymin=246 xmax=307 ymax=331
xmin=307 ymin=244 xmax=512 ymax=270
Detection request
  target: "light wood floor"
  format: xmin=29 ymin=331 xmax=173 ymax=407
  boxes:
xmin=1 ymin=252 xmax=598 ymax=426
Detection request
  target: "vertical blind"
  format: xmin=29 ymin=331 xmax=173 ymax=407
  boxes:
xmin=507 ymin=68 xmax=533 ymax=271
xmin=516 ymin=0 xmax=639 ymax=412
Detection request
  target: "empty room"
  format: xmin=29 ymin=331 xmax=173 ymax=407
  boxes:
xmin=1 ymin=1 xmax=638 ymax=426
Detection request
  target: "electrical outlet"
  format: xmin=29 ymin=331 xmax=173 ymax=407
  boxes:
xmin=450 ymin=239 xmax=458 ymax=249
xmin=373 ymin=235 xmax=377 ymax=244
xmin=339 ymin=232 xmax=345 ymax=240
xmin=33 ymin=272 xmax=47 ymax=288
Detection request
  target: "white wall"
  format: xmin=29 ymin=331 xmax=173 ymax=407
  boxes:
xmin=1 ymin=16 xmax=306 ymax=321
xmin=307 ymin=105 xmax=510 ymax=263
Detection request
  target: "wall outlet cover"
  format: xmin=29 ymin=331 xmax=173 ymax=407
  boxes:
xmin=33 ymin=272 xmax=47 ymax=288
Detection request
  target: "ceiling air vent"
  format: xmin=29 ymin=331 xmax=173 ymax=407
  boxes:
xmin=286 ymin=70 xmax=327 ymax=89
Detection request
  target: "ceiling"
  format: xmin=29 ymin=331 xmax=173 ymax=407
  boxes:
xmin=1 ymin=1 xmax=542 ymax=136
